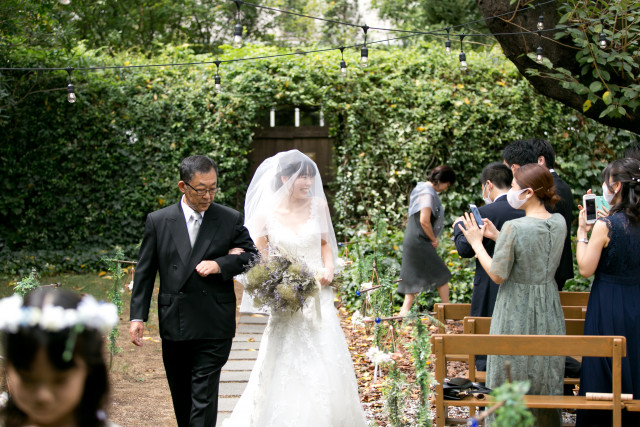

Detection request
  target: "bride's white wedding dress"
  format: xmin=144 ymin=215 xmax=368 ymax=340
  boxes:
xmin=224 ymin=200 xmax=368 ymax=427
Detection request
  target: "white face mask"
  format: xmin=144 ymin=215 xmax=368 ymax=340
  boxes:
xmin=482 ymin=182 xmax=493 ymax=205
xmin=602 ymin=183 xmax=616 ymax=204
xmin=507 ymin=188 xmax=530 ymax=209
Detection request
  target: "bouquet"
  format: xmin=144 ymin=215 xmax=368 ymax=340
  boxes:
xmin=244 ymin=246 xmax=319 ymax=314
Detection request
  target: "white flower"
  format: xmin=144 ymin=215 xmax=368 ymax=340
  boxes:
xmin=0 ymin=392 xmax=8 ymax=409
xmin=366 ymin=346 xmax=393 ymax=365
xmin=59 ymin=0 xmax=71 ymax=4
xmin=351 ymin=310 xmax=364 ymax=329
xmin=360 ymin=282 xmax=373 ymax=291
xmin=0 ymin=295 xmax=23 ymax=333
xmin=77 ymin=295 xmax=119 ymax=333
xmin=39 ymin=305 xmax=66 ymax=331
xmin=128 ymin=280 xmax=134 ymax=291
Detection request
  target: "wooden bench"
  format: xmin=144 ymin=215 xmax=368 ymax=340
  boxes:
xmin=559 ymin=291 xmax=590 ymax=307
xmin=431 ymin=334 xmax=626 ymax=427
xmin=434 ymin=303 xmax=586 ymax=364
xmin=463 ymin=316 xmax=584 ymax=384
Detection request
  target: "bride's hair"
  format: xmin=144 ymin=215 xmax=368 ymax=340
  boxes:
xmin=273 ymin=157 xmax=317 ymax=190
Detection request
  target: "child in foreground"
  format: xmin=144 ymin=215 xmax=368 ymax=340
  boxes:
xmin=0 ymin=288 xmax=119 ymax=427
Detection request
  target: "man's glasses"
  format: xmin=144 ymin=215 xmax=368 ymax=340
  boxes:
xmin=185 ymin=182 xmax=219 ymax=197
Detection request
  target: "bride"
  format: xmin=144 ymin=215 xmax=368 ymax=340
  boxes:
xmin=224 ymin=150 xmax=368 ymax=427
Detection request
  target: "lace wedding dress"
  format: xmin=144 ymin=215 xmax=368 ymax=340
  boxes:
xmin=223 ymin=200 xmax=368 ymax=427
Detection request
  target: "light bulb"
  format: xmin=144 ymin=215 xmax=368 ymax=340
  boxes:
xmin=214 ymin=75 xmax=222 ymax=93
xmin=233 ymin=23 xmax=243 ymax=48
xmin=536 ymin=46 xmax=543 ymax=63
xmin=599 ymin=32 xmax=607 ymax=49
xmin=340 ymin=60 xmax=347 ymax=80
xmin=67 ymin=83 xmax=76 ymax=103
xmin=360 ymin=46 xmax=369 ymax=68
xmin=445 ymin=39 xmax=451 ymax=54
xmin=537 ymin=15 xmax=544 ymax=31
xmin=459 ymin=52 xmax=467 ymax=71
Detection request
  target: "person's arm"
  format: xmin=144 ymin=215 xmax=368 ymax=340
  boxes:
xmin=452 ymin=219 xmax=476 ymax=258
xmin=419 ymin=207 xmax=438 ymax=248
xmin=129 ymin=214 xmax=159 ymax=346
xmin=317 ymin=239 xmax=335 ymax=287
xmin=460 ymin=213 xmax=505 ymax=284
xmin=576 ymin=208 xmax=609 ymax=277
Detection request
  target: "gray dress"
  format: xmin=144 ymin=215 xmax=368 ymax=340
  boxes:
xmin=486 ymin=214 xmax=566 ymax=426
xmin=398 ymin=186 xmax=451 ymax=294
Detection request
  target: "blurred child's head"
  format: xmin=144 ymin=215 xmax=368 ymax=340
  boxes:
xmin=1 ymin=288 xmax=117 ymax=427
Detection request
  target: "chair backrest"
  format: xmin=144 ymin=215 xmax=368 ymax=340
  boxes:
xmin=559 ymin=291 xmax=590 ymax=306
xmin=463 ymin=316 xmax=585 ymax=336
xmin=563 ymin=305 xmax=587 ymax=319
xmin=434 ymin=303 xmax=471 ymax=333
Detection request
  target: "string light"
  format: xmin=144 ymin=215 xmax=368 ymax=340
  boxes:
xmin=360 ymin=25 xmax=369 ymax=68
xmin=445 ymin=28 xmax=451 ymax=54
xmin=599 ymin=19 xmax=607 ymax=49
xmin=66 ymin=68 xmax=76 ymax=103
xmin=537 ymin=12 xmax=544 ymax=31
xmin=233 ymin=0 xmax=244 ymax=48
xmin=339 ymin=47 xmax=347 ymax=81
xmin=536 ymin=31 xmax=543 ymax=64
xmin=214 ymin=60 xmax=222 ymax=93
xmin=459 ymin=34 xmax=467 ymax=71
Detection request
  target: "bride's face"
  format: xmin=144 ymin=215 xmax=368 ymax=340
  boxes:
xmin=282 ymin=173 xmax=313 ymax=199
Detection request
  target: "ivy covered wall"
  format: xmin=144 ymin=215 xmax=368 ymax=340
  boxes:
xmin=1 ymin=43 xmax=636 ymax=275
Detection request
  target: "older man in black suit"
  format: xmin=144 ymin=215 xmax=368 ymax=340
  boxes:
xmin=453 ymin=162 xmax=524 ymax=370
xmin=129 ymin=155 xmax=257 ymax=426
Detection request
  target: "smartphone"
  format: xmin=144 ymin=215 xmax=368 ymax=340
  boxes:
xmin=596 ymin=196 xmax=610 ymax=215
xmin=469 ymin=204 xmax=483 ymax=228
xmin=583 ymin=194 xmax=597 ymax=224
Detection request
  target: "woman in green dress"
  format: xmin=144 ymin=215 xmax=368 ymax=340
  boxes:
xmin=460 ymin=163 xmax=566 ymax=426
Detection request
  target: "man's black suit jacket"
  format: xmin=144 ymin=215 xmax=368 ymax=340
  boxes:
xmin=130 ymin=201 xmax=257 ymax=341
xmin=550 ymin=171 xmax=574 ymax=289
xmin=453 ymin=196 xmax=524 ymax=317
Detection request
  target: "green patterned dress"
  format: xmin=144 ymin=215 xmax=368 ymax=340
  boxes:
xmin=486 ymin=214 xmax=566 ymax=426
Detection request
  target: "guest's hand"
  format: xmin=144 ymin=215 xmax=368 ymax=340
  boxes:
xmin=452 ymin=216 xmax=464 ymax=229
xmin=130 ymin=321 xmax=144 ymax=347
xmin=431 ymin=238 xmax=439 ymax=249
xmin=481 ymin=218 xmax=499 ymax=241
xmin=577 ymin=205 xmax=594 ymax=233
xmin=228 ymin=247 xmax=245 ymax=255
xmin=597 ymin=205 xmax=609 ymax=218
xmin=195 ymin=260 xmax=220 ymax=276
xmin=460 ymin=212 xmax=484 ymax=247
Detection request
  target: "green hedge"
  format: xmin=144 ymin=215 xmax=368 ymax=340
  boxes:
xmin=1 ymin=43 xmax=636 ymax=276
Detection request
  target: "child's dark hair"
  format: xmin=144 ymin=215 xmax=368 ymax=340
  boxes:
xmin=0 ymin=288 xmax=110 ymax=427
xmin=605 ymin=158 xmax=640 ymax=224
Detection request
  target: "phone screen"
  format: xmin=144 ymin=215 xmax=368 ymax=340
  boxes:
xmin=469 ymin=204 xmax=483 ymax=228
xmin=585 ymin=197 xmax=597 ymax=222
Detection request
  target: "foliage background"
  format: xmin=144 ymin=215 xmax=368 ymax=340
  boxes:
xmin=1 ymin=42 xmax=637 ymax=280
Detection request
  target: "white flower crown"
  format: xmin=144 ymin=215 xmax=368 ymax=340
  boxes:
xmin=0 ymin=294 xmax=119 ymax=334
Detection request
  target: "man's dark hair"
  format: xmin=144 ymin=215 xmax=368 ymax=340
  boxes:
xmin=502 ymin=140 xmax=537 ymax=167
xmin=528 ymin=138 xmax=556 ymax=168
xmin=481 ymin=162 xmax=513 ymax=190
xmin=180 ymin=156 xmax=218 ymax=183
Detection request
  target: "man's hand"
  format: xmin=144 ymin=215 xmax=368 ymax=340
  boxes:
xmin=228 ymin=247 xmax=245 ymax=255
xmin=195 ymin=260 xmax=220 ymax=276
xmin=130 ymin=321 xmax=144 ymax=346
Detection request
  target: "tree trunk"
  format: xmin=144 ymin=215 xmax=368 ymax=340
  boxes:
xmin=475 ymin=0 xmax=639 ymax=134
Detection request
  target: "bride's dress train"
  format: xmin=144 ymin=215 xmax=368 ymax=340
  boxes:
xmin=223 ymin=202 xmax=368 ymax=427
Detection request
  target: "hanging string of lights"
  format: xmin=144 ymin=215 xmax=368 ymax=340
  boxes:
xmin=0 ymin=2 xmax=631 ymax=103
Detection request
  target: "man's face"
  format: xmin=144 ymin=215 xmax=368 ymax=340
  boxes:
xmin=179 ymin=169 xmax=218 ymax=212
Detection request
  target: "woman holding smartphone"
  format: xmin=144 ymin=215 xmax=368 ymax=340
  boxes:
xmin=575 ymin=158 xmax=640 ymax=427
xmin=460 ymin=163 xmax=566 ymax=427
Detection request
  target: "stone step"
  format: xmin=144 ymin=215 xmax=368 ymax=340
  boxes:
xmin=233 ymin=333 xmax=263 ymax=343
xmin=219 ymin=381 xmax=248 ymax=397
xmin=236 ymin=323 xmax=267 ymax=334
xmin=229 ymin=341 xmax=261 ymax=350
xmin=220 ymin=370 xmax=252 ymax=382
xmin=228 ymin=350 xmax=259 ymax=360
xmin=223 ymin=360 xmax=256 ymax=371
xmin=238 ymin=315 xmax=269 ymax=324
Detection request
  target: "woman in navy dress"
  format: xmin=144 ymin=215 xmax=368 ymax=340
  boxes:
xmin=576 ymin=158 xmax=640 ymax=427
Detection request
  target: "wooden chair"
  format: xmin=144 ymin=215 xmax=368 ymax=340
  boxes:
xmin=431 ymin=334 xmax=627 ymax=427
xmin=559 ymin=291 xmax=590 ymax=307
